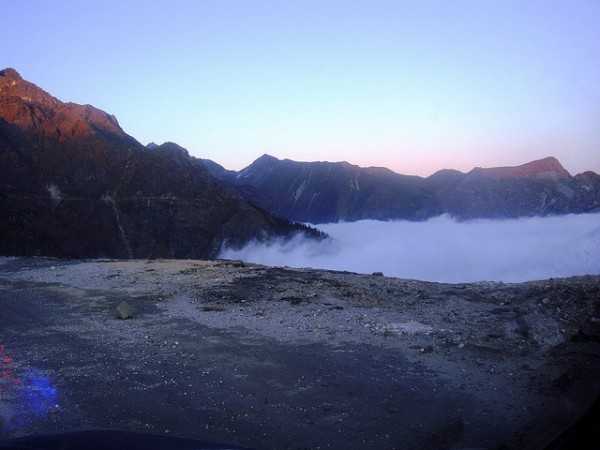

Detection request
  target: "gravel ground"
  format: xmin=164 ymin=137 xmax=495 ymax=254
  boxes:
xmin=1 ymin=257 xmax=599 ymax=450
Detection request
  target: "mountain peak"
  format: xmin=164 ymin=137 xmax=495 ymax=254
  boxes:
xmin=155 ymin=141 xmax=190 ymax=154
xmin=257 ymin=153 xmax=279 ymax=162
xmin=470 ymin=156 xmax=570 ymax=180
xmin=0 ymin=68 xmax=22 ymax=80
xmin=0 ymin=68 xmax=128 ymax=140
xmin=250 ymin=154 xmax=280 ymax=168
xmin=523 ymin=156 xmax=568 ymax=174
xmin=0 ymin=67 xmax=59 ymax=107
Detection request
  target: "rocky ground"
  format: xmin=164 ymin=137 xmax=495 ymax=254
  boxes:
xmin=0 ymin=257 xmax=599 ymax=450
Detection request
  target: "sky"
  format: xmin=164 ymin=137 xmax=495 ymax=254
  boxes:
xmin=2 ymin=0 xmax=599 ymax=176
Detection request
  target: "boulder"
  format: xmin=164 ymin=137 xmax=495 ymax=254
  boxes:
xmin=115 ymin=301 xmax=134 ymax=320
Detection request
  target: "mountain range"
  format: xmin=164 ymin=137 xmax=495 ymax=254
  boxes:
xmin=1 ymin=68 xmax=599 ymax=260
xmin=202 ymin=154 xmax=600 ymax=223
xmin=0 ymin=68 xmax=318 ymax=259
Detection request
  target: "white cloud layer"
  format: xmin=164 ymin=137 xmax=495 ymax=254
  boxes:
xmin=220 ymin=214 xmax=600 ymax=283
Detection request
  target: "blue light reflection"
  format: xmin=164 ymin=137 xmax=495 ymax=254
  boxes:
xmin=0 ymin=344 xmax=59 ymax=432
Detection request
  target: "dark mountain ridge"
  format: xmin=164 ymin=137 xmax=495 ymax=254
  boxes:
xmin=467 ymin=156 xmax=571 ymax=180
xmin=202 ymin=154 xmax=600 ymax=223
xmin=0 ymin=68 xmax=320 ymax=259
xmin=230 ymin=154 xmax=435 ymax=223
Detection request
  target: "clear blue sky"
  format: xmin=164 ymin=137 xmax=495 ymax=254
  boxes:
xmin=2 ymin=0 xmax=599 ymax=175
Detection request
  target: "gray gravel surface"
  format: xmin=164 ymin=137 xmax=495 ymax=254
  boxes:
xmin=1 ymin=257 xmax=599 ymax=450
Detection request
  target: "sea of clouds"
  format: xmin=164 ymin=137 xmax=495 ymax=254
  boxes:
xmin=220 ymin=214 xmax=600 ymax=283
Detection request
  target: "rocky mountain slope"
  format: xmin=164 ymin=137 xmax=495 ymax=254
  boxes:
xmin=203 ymin=154 xmax=600 ymax=223
xmin=429 ymin=157 xmax=600 ymax=219
xmin=1 ymin=257 xmax=599 ymax=449
xmin=0 ymin=68 xmax=318 ymax=259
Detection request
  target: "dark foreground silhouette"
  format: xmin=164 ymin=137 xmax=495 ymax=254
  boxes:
xmin=0 ymin=430 xmax=252 ymax=450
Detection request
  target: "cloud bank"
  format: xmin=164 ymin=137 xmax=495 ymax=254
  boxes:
xmin=220 ymin=214 xmax=600 ymax=283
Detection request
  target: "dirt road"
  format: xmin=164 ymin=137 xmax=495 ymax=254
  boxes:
xmin=1 ymin=257 xmax=599 ymax=449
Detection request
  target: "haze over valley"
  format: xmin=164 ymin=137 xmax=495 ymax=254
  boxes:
xmin=222 ymin=213 xmax=600 ymax=283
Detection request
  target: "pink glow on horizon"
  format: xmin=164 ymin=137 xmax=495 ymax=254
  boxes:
xmin=7 ymin=1 xmax=599 ymax=177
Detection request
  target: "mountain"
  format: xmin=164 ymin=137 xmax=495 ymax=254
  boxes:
xmin=428 ymin=157 xmax=600 ymax=219
xmin=467 ymin=156 xmax=571 ymax=180
xmin=227 ymin=154 xmax=435 ymax=223
xmin=0 ymin=68 xmax=319 ymax=259
xmin=201 ymin=155 xmax=600 ymax=223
